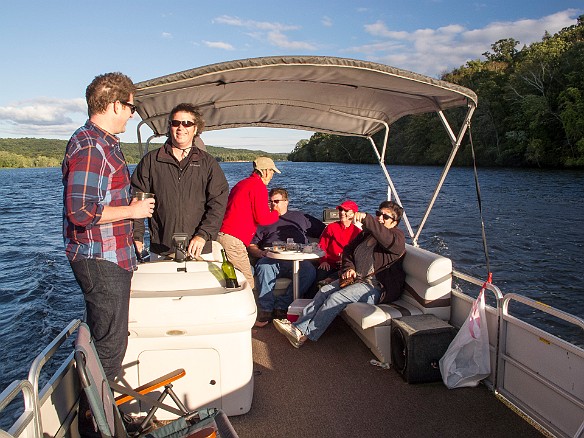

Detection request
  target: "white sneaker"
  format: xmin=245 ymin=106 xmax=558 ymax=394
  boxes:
xmin=273 ymin=319 xmax=306 ymax=348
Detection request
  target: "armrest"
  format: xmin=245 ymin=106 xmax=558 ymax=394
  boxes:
xmin=114 ymin=368 xmax=186 ymax=405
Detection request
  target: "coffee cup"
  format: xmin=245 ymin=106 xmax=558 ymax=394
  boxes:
xmin=134 ymin=192 xmax=155 ymax=200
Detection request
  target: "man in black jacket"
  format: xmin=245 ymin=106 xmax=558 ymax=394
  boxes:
xmin=132 ymin=103 xmax=229 ymax=258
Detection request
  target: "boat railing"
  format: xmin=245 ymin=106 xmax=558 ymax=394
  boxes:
xmin=27 ymin=319 xmax=81 ymax=396
xmin=452 ymin=269 xmax=504 ymax=299
xmin=452 ymin=270 xmax=503 ymax=391
xmin=0 ymin=380 xmax=40 ymax=438
xmin=498 ymin=294 xmax=584 ymax=438
xmin=27 ymin=319 xmax=82 ymax=438
xmin=453 ymin=271 xmax=584 ymax=437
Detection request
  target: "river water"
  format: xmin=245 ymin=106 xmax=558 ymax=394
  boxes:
xmin=0 ymin=162 xmax=583 ymax=405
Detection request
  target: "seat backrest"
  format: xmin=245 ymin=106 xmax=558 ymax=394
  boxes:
xmin=74 ymin=323 xmax=126 ymax=438
xmin=401 ymin=244 xmax=452 ymax=320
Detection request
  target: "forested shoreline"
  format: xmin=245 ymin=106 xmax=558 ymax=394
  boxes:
xmin=2 ymin=16 xmax=584 ymax=169
xmin=289 ymin=16 xmax=584 ymax=168
xmin=0 ymin=138 xmax=287 ymax=168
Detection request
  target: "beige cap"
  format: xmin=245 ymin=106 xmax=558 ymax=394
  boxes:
xmin=253 ymin=156 xmax=281 ymax=173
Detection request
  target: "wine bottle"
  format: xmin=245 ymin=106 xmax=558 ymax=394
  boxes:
xmin=221 ymin=249 xmax=239 ymax=288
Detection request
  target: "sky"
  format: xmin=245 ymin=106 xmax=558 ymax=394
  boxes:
xmin=0 ymin=1 xmax=581 ymax=153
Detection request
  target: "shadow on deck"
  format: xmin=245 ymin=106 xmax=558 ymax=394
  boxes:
xmin=230 ymin=318 xmax=543 ymax=438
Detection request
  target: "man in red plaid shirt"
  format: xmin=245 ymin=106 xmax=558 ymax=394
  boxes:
xmin=62 ymin=72 xmax=153 ymax=383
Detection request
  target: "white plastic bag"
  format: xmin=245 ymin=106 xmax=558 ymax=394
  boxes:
xmin=439 ymin=289 xmax=491 ymax=388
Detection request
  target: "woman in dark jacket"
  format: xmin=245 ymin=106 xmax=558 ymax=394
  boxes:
xmin=274 ymin=200 xmax=406 ymax=348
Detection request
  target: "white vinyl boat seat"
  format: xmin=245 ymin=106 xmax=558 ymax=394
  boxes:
xmin=74 ymin=322 xmax=239 ymax=437
xmin=341 ymin=244 xmax=452 ymax=364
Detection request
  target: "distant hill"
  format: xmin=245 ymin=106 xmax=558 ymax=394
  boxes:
xmin=0 ymin=138 xmax=289 ymax=168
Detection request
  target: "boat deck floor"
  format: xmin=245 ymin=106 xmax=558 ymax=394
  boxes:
xmin=229 ymin=318 xmax=543 ymax=438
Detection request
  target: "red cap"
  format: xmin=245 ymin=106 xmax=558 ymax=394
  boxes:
xmin=337 ymin=200 xmax=358 ymax=212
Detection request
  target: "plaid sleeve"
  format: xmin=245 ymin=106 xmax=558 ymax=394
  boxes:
xmin=63 ymin=132 xmax=107 ymax=227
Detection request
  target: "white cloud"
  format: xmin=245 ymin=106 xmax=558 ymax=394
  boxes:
xmin=351 ymin=9 xmax=581 ymax=77
xmin=203 ymin=40 xmax=235 ymax=50
xmin=0 ymin=98 xmax=86 ymax=138
xmin=213 ymin=15 xmax=299 ymax=32
xmin=322 ymin=16 xmax=333 ymax=28
xmin=214 ymin=14 xmax=317 ymax=51
xmin=364 ymin=21 xmax=410 ymax=39
xmin=161 ymin=32 xmax=173 ymax=39
xmin=0 ymin=98 xmax=86 ymax=125
xmin=267 ymin=31 xmax=317 ymax=50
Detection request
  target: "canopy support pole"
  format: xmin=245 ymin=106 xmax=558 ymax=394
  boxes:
xmin=366 ymin=134 xmax=416 ymax=243
xmin=329 ymin=109 xmax=417 ymax=243
xmin=414 ymin=103 xmax=476 ymax=243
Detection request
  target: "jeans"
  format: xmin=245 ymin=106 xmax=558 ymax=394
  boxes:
xmin=294 ymin=279 xmax=381 ymax=342
xmin=70 ymin=258 xmax=132 ymax=381
xmin=254 ymin=257 xmax=316 ymax=312
xmin=305 ymin=267 xmax=339 ymax=299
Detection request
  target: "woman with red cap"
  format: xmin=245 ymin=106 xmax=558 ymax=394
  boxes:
xmin=307 ymin=200 xmax=361 ymax=297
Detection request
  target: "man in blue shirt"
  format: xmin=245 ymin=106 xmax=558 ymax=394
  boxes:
xmin=248 ymin=188 xmax=325 ymax=326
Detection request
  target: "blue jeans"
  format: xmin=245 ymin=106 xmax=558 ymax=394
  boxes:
xmin=294 ymin=279 xmax=381 ymax=341
xmin=254 ymin=257 xmax=316 ymax=312
xmin=70 ymin=258 xmax=132 ymax=381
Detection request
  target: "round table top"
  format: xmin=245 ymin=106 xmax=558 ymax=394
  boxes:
xmin=266 ymin=250 xmax=322 ymax=261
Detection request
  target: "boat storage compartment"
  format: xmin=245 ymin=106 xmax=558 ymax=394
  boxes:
xmin=391 ymin=314 xmax=456 ymax=383
xmin=121 ymin=259 xmax=256 ymax=418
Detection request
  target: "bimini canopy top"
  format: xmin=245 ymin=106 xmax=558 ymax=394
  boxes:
xmin=134 ymin=56 xmax=477 ymax=139
xmin=134 ymin=56 xmax=478 ymax=246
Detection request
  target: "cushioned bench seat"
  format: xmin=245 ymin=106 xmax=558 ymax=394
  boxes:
xmin=341 ymin=244 xmax=452 ymax=363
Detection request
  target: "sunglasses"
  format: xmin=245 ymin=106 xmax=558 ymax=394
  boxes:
xmin=376 ymin=210 xmax=396 ymax=221
xmin=170 ymin=120 xmax=196 ymax=128
xmin=269 ymin=199 xmax=287 ymax=204
xmin=337 ymin=208 xmax=351 ymax=213
xmin=120 ymin=101 xmax=137 ymax=114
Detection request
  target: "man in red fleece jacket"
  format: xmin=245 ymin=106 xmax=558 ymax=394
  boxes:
xmin=218 ymin=157 xmax=281 ymax=292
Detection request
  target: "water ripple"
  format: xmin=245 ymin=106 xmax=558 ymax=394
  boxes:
xmin=0 ymin=164 xmax=582 ymax=393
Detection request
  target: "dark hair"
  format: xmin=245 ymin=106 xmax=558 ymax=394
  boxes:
xmin=378 ymin=200 xmax=403 ymax=223
xmin=86 ymin=72 xmax=136 ymax=116
xmin=167 ymin=103 xmax=205 ymax=141
xmin=269 ymin=187 xmax=288 ymax=200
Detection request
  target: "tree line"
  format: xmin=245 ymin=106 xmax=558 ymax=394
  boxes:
xmin=0 ymin=138 xmax=287 ymax=168
xmin=289 ymin=15 xmax=584 ymax=168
